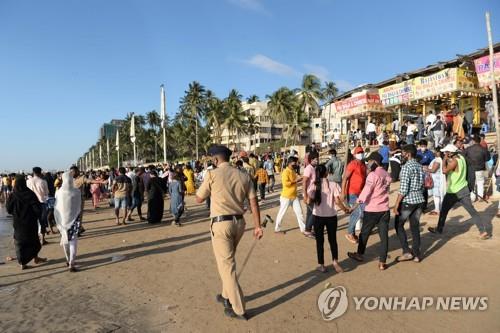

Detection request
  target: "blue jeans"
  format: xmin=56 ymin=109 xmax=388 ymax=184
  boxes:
xmin=114 ymin=197 xmax=128 ymax=210
xmin=348 ymin=195 xmax=363 ymax=234
xmin=407 ymin=134 xmax=414 ymax=144
xmin=305 ymin=203 xmax=314 ymax=232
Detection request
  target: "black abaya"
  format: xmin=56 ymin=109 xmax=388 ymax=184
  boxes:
xmin=6 ymin=182 xmax=42 ymax=265
xmin=147 ymin=177 xmax=166 ymax=223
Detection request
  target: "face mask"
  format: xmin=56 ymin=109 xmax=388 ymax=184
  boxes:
xmin=355 ymin=153 xmax=364 ymax=160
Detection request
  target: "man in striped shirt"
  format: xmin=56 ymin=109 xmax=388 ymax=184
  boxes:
xmin=393 ymin=144 xmax=425 ymax=262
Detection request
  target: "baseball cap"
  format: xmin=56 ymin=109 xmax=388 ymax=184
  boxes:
xmin=354 ymin=147 xmax=364 ymax=154
xmin=441 ymin=144 xmax=458 ymax=153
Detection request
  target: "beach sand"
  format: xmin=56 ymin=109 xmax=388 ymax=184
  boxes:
xmin=0 ymin=182 xmax=499 ymax=332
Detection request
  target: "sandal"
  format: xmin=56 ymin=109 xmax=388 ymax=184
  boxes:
xmin=345 ymin=234 xmax=357 ymax=244
xmin=347 ymin=252 xmax=363 ymax=262
xmin=398 ymin=253 xmax=414 ymax=262
xmin=479 ymin=233 xmax=491 ymax=240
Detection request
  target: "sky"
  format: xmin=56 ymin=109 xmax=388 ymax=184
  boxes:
xmin=1 ymin=0 xmax=499 ymax=172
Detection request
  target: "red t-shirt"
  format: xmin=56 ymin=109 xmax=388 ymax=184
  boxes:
xmin=346 ymin=160 xmax=366 ymax=196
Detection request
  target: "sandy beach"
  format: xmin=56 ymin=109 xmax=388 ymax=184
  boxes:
xmin=1 ymin=181 xmax=499 ymax=333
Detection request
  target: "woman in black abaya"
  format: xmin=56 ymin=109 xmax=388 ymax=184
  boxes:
xmin=6 ymin=175 xmax=47 ymax=269
xmin=147 ymin=170 xmax=166 ymax=223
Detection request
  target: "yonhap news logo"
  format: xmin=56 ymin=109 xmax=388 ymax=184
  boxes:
xmin=318 ymin=285 xmax=488 ymax=321
xmin=317 ymin=286 xmax=349 ymax=320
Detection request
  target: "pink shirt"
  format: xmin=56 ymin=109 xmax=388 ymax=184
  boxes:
xmin=303 ymin=164 xmax=316 ymax=188
xmin=307 ymin=179 xmax=340 ymax=217
xmin=357 ymin=167 xmax=392 ymax=212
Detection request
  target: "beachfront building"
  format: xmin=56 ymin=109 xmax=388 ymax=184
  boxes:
xmin=322 ymin=43 xmax=500 ymax=135
xmin=219 ymin=101 xmax=285 ymax=151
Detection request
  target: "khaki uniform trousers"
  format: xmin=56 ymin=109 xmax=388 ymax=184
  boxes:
xmin=211 ymin=218 xmax=246 ymax=315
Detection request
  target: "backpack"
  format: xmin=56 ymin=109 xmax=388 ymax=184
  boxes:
xmin=327 ymin=157 xmax=344 ymax=184
xmin=424 ymin=172 xmax=434 ymax=189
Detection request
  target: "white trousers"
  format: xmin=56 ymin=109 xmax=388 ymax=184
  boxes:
xmin=275 ymin=197 xmax=305 ymax=232
xmin=63 ymin=237 xmax=78 ymax=266
xmin=471 ymin=171 xmax=485 ymax=201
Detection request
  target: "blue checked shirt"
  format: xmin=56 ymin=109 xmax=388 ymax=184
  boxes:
xmin=399 ymin=159 xmax=425 ymax=204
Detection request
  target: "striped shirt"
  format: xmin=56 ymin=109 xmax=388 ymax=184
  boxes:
xmin=399 ymin=159 xmax=425 ymax=204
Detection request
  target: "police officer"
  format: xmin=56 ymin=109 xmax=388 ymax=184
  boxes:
xmin=196 ymin=145 xmax=263 ymax=320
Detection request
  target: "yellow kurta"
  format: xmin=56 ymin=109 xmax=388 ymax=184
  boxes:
xmin=184 ymin=169 xmax=196 ymax=195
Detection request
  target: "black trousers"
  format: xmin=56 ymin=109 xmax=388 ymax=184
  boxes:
xmin=258 ymin=183 xmax=266 ymax=200
xmin=313 ymin=215 xmax=338 ymax=264
xmin=422 ymin=189 xmax=428 ymax=211
xmin=395 ymin=202 xmax=423 ymax=258
xmin=357 ymin=211 xmax=390 ymax=263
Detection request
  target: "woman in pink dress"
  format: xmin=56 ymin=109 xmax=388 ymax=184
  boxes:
xmin=90 ymin=174 xmax=102 ymax=210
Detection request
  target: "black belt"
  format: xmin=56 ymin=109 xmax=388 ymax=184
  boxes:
xmin=211 ymin=215 xmax=243 ymax=223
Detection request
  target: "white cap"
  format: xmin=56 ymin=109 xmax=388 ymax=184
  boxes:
xmin=441 ymin=144 xmax=458 ymax=153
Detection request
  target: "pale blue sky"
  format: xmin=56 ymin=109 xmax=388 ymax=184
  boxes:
xmin=1 ymin=0 xmax=499 ymax=171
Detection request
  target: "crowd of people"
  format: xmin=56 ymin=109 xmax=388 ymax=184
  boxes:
xmin=0 ymin=117 xmax=497 ymax=317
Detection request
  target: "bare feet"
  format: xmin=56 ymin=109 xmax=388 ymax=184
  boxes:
xmin=379 ymin=262 xmax=387 ymax=270
xmin=316 ymin=265 xmax=327 ymax=273
xmin=333 ymin=260 xmax=344 ymax=273
xmin=479 ymin=232 xmax=491 ymax=240
xmin=345 ymin=234 xmax=358 ymax=244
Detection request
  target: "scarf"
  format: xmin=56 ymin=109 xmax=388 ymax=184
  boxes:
xmin=54 ymin=172 xmax=82 ymax=244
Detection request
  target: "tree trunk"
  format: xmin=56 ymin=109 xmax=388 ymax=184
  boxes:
xmin=195 ymin=116 xmax=199 ymax=161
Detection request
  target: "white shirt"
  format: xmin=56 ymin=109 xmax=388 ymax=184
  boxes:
xmin=407 ymin=124 xmax=417 ymax=136
xmin=426 ymin=114 xmax=436 ymax=125
xmin=333 ymin=132 xmax=340 ymax=140
xmin=366 ymin=123 xmax=376 ymax=133
xmin=28 ymin=175 xmax=49 ymax=203
xmin=392 ymin=119 xmax=400 ymax=132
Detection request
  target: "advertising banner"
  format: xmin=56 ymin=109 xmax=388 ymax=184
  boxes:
xmin=379 ymin=81 xmax=413 ymax=107
xmin=474 ymin=52 xmax=500 ymax=88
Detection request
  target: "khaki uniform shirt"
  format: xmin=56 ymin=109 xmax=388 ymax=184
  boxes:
xmin=197 ymin=162 xmax=256 ymax=218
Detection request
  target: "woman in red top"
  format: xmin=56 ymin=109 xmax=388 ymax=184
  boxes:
xmin=341 ymin=146 xmax=367 ymax=244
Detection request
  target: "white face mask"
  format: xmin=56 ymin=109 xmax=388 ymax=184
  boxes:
xmin=355 ymin=153 xmax=364 ymax=160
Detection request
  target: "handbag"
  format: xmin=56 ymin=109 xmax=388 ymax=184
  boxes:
xmin=424 ymin=172 xmax=434 ymax=189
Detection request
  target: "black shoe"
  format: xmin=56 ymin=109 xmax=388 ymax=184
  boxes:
xmin=216 ymin=294 xmax=232 ymax=309
xmin=224 ymin=308 xmax=248 ymax=321
xmin=427 ymin=227 xmax=442 ymax=234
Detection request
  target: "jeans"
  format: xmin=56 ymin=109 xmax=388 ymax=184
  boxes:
xmin=357 ymin=211 xmax=390 ymax=263
xmin=305 ymin=203 xmax=314 ymax=232
xmin=313 ymin=215 xmax=338 ymax=264
xmin=395 ymin=202 xmax=423 ymax=258
xmin=114 ymin=197 xmax=128 ymax=210
xmin=275 ymin=197 xmax=305 ymax=232
xmin=258 ymin=183 xmax=266 ymax=200
xmin=407 ymin=134 xmax=414 ymax=144
xmin=267 ymin=175 xmax=275 ymax=192
xmin=347 ymin=195 xmax=363 ymax=234
xmin=437 ymin=188 xmax=486 ymax=233
xmin=471 ymin=170 xmax=485 ymax=201
xmin=38 ymin=203 xmax=48 ymax=235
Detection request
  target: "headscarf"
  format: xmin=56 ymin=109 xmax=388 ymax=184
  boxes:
xmin=6 ymin=175 xmax=41 ymax=222
xmin=54 ymin=172 xmax=82 ymax=245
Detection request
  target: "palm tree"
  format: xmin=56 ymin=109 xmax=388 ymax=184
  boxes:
xmin=266 ymin=87 xmax=296 ymax=150
xmin=322 ymin=81 xmax=339 ymax=132
xmin=246 ymin=94 xmax=260 ymax=104
xmin=206 ymin=92 xmax=226 ymax=144
xmin=146 ymin=110 xmax=161 ymax=161
xmin=289 ymin=106 xmax=311 ymax=145
xmin=246 ymin=114 xmax=261 ymax=149
xmin=223 ymin=89 xmax=247 ymax=150
xmin=297 ymin=74 xmax=323 ymax=117
xmin=179 ymin=81 xmax=206 ymax=161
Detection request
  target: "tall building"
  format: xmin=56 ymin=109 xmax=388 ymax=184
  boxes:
xmin=220 ymin=101 xmax=285 ymax=151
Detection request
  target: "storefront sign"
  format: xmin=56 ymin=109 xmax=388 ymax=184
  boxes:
xmin=412 ymin=68 xmax=457 ymax=100
xmin=456 ymin=68 xmax=481 ymax=92
xmin=334 ymin=93 xmax=385 ymax=117
xmin=378 ymin=81 xmax=413 ymax=107
xmin=474 ymin=52 xmax=500 ymax=88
